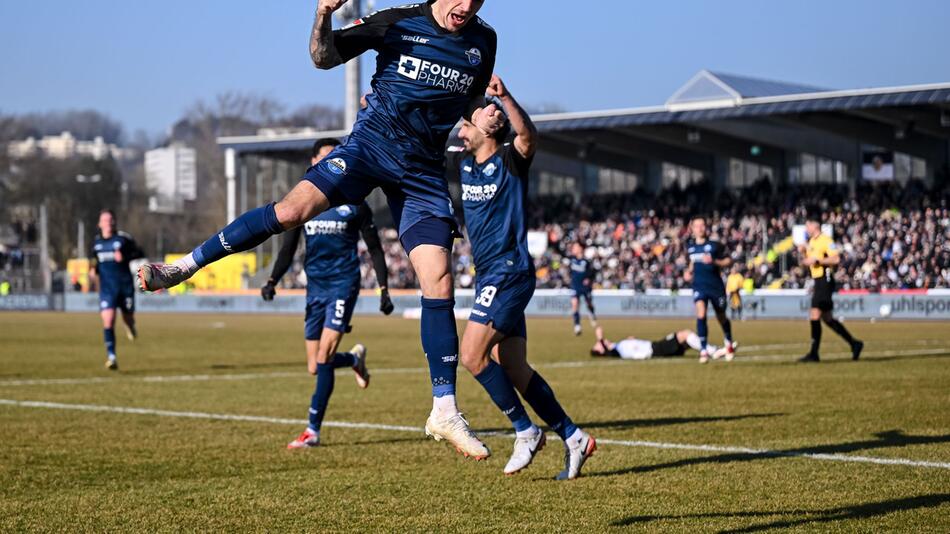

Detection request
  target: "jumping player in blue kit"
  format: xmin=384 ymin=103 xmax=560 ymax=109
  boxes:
xmin=260 ymin=139 xmax=394 ymax=449
xmin=138 ymin=0 xmax=506 ymax=459
xmin=568 ymin=243 xmax=598 ymax=336
xmin=454 ymin=76 xmax=595 ymax=479
xmin=89 ymin=210 xmax=144 ymax=370
xmin=684 ymin=216 xmax=737 ymax=363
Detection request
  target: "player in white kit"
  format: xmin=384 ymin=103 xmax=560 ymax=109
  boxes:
xmin=590 ymin=327 xmax=724 ymax=360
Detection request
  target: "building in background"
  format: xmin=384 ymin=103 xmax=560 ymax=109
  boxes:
xmin=6 ymin=132 xmax=137 ymax=161
xmin=144 ymin=144 xmax=197 ymax=214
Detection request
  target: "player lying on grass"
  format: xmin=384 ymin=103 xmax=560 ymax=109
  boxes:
xmin=88 ymin=209 xmax=144 ymax=371
xmin=590 ymin=326 xmax=728 ymax=361
xmin=261 ymin=139 xmax=394 ymax=449
xmin=137 ymin=0 xmax=505 ymax=459
xmin=454 ymin=75 xmax=595 ymax=478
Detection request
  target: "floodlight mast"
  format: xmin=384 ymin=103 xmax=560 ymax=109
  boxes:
xmin=337 ymin=0 xmax=372 ymax=129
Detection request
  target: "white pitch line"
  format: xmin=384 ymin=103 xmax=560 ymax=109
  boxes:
xmin=0 ymin=360 xmax=629 ymax=388
xmin=1 ymin=398 xmax=948 ymax=471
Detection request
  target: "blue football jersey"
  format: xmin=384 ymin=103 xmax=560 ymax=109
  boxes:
xmin=569 ymin=256 xmax=593 ymax=289
xmin=91 ymin=232 xmax=142 ymax=290
xmin=687 ymin=239 xmax=727 ymax=293
xmin=334 ymin=3 xmax=497 ymax=164
xmin=460 ymin=143 xmax=534 ymax=275
xmin=303 ymin=204 xmax=367 ymax=292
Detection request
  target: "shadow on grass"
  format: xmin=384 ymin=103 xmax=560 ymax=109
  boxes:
xmin=611 ymin=493 xmax=950 ymax=532
xmin=591 ymin=430 xmax=950 ymax=478
xmin=474 ymin=413 xmax=784 ymax=435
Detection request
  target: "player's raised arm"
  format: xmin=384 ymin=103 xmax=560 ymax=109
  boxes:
xmin=310 ymin=0 xmax=347 ymax=69
xmin=262 ymin=226 xmax=303 ymax=301
xmin=488 ymin=75 xmax=537 ymax=158
xmin=358 ymin=203 xmax=394 ymax=315
xmin=312 ymin=2 xmax=397 ymax=70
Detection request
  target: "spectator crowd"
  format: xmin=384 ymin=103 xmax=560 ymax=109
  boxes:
xmin=279 ymin=180 xmax=950 ymax=293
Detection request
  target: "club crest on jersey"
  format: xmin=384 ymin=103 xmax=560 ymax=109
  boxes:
xmin=483 ymin=163 xmax=496 ymax=177
xmin=336 ymin=205 xmax=352 ymax=217
xmin=327 ymin=158 xmax=347 ymax=175
xmin=465 ymin=47 xmax=482 ymax=66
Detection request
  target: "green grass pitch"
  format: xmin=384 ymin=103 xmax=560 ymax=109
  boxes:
xmin=1 ymin=311 xmax=948 ymax=532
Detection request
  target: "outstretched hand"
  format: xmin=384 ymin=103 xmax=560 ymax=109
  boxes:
xmin=472 ymin=104 xmax=505 ymax=136
xmin=318 ymin=0 xmax=349 ymax=16
xmin=485 ymin=74 xmax=508 ymax=99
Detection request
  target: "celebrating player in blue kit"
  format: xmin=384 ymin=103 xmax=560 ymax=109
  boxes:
xmin=261 ymin=139 xmax=394 ymax=449
xmin=568 ymin=243 xmax=598 ymax=336
xmin=684 ymin=216 xmax=737 ymax=363
xmin=455 ymin=76 xmax=595 ymax=479
xmin=137 ymin=0 xmax=505 ymax=458
xmin=88 ymin=210 xmax=144 ymax=370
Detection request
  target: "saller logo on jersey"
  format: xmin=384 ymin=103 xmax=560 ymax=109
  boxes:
xmin=397 ymin=55 xmax=475 ymax=94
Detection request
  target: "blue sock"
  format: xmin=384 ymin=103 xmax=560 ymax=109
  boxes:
xmin=103 ymin=328 xmax=116 ymax=358
xmin=420 ymin=297 xmax=458 ymax=398
xmin=523 ymin=372 xmax=577 ymax=440
xmin=697 ymin=317 xmax=708 ymax=350
xmin=721 ymin=317 xmax=733 ymax=343
xmin=192 ymin=203 xmax=283 ymax=267
xmin=308 ymin=363 xmax=335 ymax=432
xmin=572 ymin=311 xmax=581 ymax=327
xmin=474 ymin=360 xmax=532 ymax=433
xmin=331 ymin=352 xmax=356 ymax=368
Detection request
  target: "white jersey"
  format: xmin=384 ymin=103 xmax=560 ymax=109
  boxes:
xmin=615 ymin=339 xmax=653 ymax=360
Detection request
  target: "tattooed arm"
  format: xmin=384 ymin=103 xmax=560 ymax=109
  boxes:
xmin=310 ymin=0 xmax=347 ymax=69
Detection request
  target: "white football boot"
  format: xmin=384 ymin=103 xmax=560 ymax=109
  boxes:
xmin=350 ymin=344 xmax=370 ymax=389
xmin=287 ymin=428 xmax=320 ymax=449
xmin=556 ymin=429 xmax=596 ymax=480
xmin=425 ymin=412 xmax=490 ymax=460
xmin=699 ymin=349 xmax=711 ymax=364
xmin=504 ymin=428 xmax=546 ymax=475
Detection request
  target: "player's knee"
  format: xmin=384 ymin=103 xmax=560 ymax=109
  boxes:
xmin=419 ymin=270 xmax=453 ymax=299
xmin=460 ymin=348 xmax=488 ymax=374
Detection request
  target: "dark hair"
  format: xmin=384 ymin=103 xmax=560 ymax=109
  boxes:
xmin=100 ymin=209 xmax=116 ymax=218
xmin=805 ymin=206 xmax=822 ymax=223
xmin=690 ymin=215 xmax=707 ymax=224
xmin=312 ymin=138 xmax=341 ymax=158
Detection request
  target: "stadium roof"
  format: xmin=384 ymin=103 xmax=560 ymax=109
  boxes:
xmin=218 ymin=70 xmax=950 ymax=153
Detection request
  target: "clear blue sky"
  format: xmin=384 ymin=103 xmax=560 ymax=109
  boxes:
xmin=2 ymin=0 xmax=948 ymax=136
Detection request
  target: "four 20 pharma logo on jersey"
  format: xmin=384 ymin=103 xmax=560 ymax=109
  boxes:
xmin=396 ymin=55 xmax=475 ymax=94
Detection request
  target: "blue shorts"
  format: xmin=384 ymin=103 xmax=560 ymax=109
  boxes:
xmin=469 ymin=271 xmax=536 ymax=339
xmin=303 ymin=130 xmax=457 ymax=241
xmin=99 ymin=283 xmax=135 ymax=312
xmin=304 ymin=288 xmax=359 ymax=341
xmin=571 ymin=285 xmax=592 ymax=299
xmin=693 ymin=289 xmax=727 ymax=312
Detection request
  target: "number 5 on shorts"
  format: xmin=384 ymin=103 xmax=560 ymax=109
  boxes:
xmin=335 ymin=299 xmax=346 ymax=319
